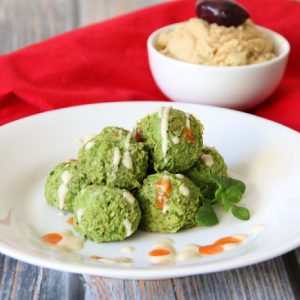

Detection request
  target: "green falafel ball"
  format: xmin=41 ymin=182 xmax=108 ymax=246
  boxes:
xmin=184 ymin=146 xmax=228 ymax=199
xmin=136 ymin=107 xmax=203 ymax=173
xmin=73 ymin=185 xmax=141 ymax=242
xmin=78 ymin=126 xmax=148 ymax=190
xmin=44 ymin=160 xmax=90 ymax=212
xmin=137 ymin=172 xmax=202 ymax=233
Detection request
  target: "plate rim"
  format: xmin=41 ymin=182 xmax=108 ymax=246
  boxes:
xmin=1 ymin=100 xmax=300 ymax=279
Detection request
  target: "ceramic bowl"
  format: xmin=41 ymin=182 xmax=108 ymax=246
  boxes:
xmin=147 ymin=23 xmax=290 ymax=110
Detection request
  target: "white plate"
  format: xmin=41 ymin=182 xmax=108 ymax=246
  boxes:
xmin=0 ymin=101 xmax=300 ymax=280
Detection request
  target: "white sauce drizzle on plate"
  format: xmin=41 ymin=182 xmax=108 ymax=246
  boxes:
xmin=121 ymin=246 xmax=135 ymax=253
xmin=94 ymin=257 xmax=133 ymax=265
xmin=148 ymin=238 xmax=175 ymax=264
xmin=250 ymin=224 xmax=266 ymax=234
xmin=177 ymin=244 xmax=199 ymax=261
xmin=43 ymin=231 xmax=84 ymax=253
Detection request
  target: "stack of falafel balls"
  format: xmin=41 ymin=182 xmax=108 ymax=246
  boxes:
xmin=45 ymin=107 xmax=227 ymax=242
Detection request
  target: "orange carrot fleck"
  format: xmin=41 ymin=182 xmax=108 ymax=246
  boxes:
xmin=149 ymin=248 xmax=171 ymax=256
xmin=67 ymin=217 xmax=74 ymax=225
xmin=183 ymin=127 xmax=195 ymax=143
xmin=199 ymin=244 xmax=224 ymax=255
xmin=214 ymin=236 xmax=241 ymax=246
xmin=41 ymin=233 xmax=63 ymax=245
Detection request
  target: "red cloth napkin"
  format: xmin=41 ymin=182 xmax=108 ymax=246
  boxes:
xmin=0 ymin=0 xmax=299 ymax=130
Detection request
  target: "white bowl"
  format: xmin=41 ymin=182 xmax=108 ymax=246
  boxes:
xmin=147 ymin=23 xmax=290 ymax=110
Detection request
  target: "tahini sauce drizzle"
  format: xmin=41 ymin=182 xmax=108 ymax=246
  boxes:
xmin=113 ymin=147 xmax=121 ymax=168
xmin=76 ymin=208 xmax=84 ymax=223
xmin=41 ymin=231 xmax=84 ymax=252
xmin=185 ymin=113 xmax=191 ymax=129
xmin=123 ymin=219 xmax=133 ymax=237
xmin=183 ymin=113 xmax=194 ymax=142
xmin=161 ymin=107 xmax=171 ymax=163
xmin=148 ymin=238 xmax=176 ymax=264
xmin=123 ymin=191 xmax=135 ymax=204
xmin=147 ymin=234 xmax=249 ymax=264
xmin=171 ymin=136 xmax=180 ymax=144
xmin=58 ymin=170 xmax=73 ymax=210
xmin=121 ymin=246 xmax=135 ymax=253
xmin=201 ymin=153 xmax=214 ymax=167
xmin=179 ymin=185 xmax=190 ymax=197
xmin=91 ymin=256 xmax=133 ymax=265
xmin=85 ymin=141 xmax=95 ymax=150
xmin=122 ymin=132 xmax=133 ymax=169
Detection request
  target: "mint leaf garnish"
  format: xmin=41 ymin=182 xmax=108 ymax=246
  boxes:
xmin=232 ymin=205 xmax=250 ymax=220
xmin=195 ymin=201 xmax=219 ymax=226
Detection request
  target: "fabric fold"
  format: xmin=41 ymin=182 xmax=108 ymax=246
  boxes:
xmin=0 ymin=0 xmax=299 ymax=131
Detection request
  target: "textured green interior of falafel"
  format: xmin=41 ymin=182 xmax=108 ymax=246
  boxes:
xmin=45 ymin=161 xmax=90 ymax=212
xmin=73 ymin=185 xmax=141 ymax=242
xmin=136 ymin=108 xmax=204 ymax=173
xmin=184 ymin=146 xmax=228 ymax=199
xmin=137 ymin=172 xmax=202 ymax=233
xmin=78 ymin=126 xmax=148 ymax=190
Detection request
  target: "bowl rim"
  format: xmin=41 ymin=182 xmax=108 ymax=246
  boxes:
xmin=147 ymin=21 xmax=291 ymax=70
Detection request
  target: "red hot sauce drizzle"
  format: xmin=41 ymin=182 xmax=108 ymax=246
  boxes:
xmin=155 ymin=178 xmax=173 ymax=209
xmin=133 ymin=129 xmax=143 ymax=142
xmin=183 ymin=127 xmax=195 ymax=143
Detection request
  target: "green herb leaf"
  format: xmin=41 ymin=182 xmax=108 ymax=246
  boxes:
xmin=195 ymin=202 xmax=219 ymax=226
xmin=232 ymin=206 xmax=250 ymax=220
xmin=212 ymin=176 xmax=246 ymax=207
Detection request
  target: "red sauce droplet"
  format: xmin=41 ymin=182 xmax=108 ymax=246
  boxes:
xmin=199 ymin=244 xmax=224 ymax=255
xmin=90 ymin=255 xmax=102 ymax=260
xmin=149 ymin=248 xmax=171 ymax=256
xmin=155 ymin=178 xmax=172 ymax=209
xmin=183 ymin=127 xmax=195 ymax=143
xmin=214 ymin=236 xmax=241 ymax=246
xmin=67 ymin=217 xmax=74 ymax=225
xmin=134 ymin=129 xmax=143 ymax=142
xmin=41 ymin=233 xmax=63 ymax=245
xmin=198 ymin=235 xmax=242 ymax=255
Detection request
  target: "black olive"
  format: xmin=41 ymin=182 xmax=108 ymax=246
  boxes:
xmin=196 ymin=0 xmax=249 ymax=27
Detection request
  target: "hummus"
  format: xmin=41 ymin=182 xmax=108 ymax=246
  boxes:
xmin=156 ymin=18 xmax=276 ymax=66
